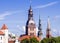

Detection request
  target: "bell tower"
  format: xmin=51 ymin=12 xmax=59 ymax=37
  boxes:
xmin=26 ymin=5 xmax=36 ymax=36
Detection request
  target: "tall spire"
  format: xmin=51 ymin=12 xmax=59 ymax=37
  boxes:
xmin=26 ymin=0 xmax=36 ymax=36
xmin=38 ymin=15 xmax=42 ymax=40
xmin=46 ymin=16 xmax=51 ymax=38
xmin=29 ymin=0 xmax=32 ymax=12
xmin=38 ymin=15 xmax=41 ymax=30
xmin=28 ymin=0 xmax=33 ymax=20
xmin=47 ymin=16 xmax=50 ymax=29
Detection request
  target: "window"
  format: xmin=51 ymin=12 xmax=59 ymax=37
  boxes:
xmin=30 ymin=33 xmax=34 ymax=36
xmin=30 ymin=28 xmax=34 ymax=31
xmin=0 ymin=37 xmax=2 ymax=40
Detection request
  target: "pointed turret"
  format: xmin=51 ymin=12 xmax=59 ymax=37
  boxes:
xmin=1 ymin=24 xmax=8 ymax=30
xmin=38 ymin=15 xmax=42 ymax=40
xmin=28 ymin=5 xmax=33 ymax=20
xmin=46 ymin=16 xmax=51 ymax=38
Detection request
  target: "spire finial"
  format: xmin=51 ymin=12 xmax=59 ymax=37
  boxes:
xmin=30 ymin=0 xmax=32 ymax=6
xmin=39 ymin=14 xmax=40 ymax=19
xmin=29 ymin=0 xmax=32 ymax=10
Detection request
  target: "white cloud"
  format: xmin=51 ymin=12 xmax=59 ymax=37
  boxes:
xmin=0 ymin=10 xmax=23 ymax=20
xmin=54 ymin=15 xmax=60 ymax=20
xmin=22 ymin=26 xmax=25 ymax=32
xmin=52 ymin=29 xmax=57 ymax=32
xmin=34 ymin=1 xmax=58 ymax=9
xmin=17 ymin=25 xmax=25 ymax=33
xmin=0 ymin=11 xmax=11 ymax=20
xmin=17 ymin=25 xmax=20 ymax=28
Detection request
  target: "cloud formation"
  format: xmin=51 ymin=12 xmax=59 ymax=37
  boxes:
xmin=0 ymin=10 xmax=22 ymax=20
xmin=54 ymin=15 xmax=60 ymax=20
xmin=34 ymin=1 xmax=58 ymax=9
xmin=22 ymin=26 xmax=25 ymax=32
xmin=0 ymin=11 xmax=11 ymax=20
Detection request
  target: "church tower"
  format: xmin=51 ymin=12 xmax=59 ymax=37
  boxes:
xmin=26 ymin=6 xmax=36 ymax=36
xmin=38 ymin=16 xmax=42 ymax=40
xmin=1 ymin=24 xmax=8 ymax=43
xmin=46 ymin=17 xmax=51 ymax=38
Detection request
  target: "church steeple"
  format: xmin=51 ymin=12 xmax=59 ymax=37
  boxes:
xmin=38 ymin=15 xmax=42 ymax=40
xmin=28 ymin=5 xmax=33 ymax=20
xmin=25 ymin=2 xmax=36 ymax=36
xmin=28 ymin=0 xmax=33 ymax=20
xmin=46 ymin=16 xmax=51 ymax=38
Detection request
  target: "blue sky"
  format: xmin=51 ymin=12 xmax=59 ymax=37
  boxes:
xmin=0 ymin=0 xmax=60 ymax=37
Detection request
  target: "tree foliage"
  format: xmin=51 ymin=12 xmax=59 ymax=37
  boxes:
xmin=21 ymin=36 xmax=60 ymax=43
xmin=21 ymin=38 xmax=29 ymax=43
xmin=30 ymin=37 xmax=39 ymax=43
xmin=21 ymin=37 xmax=39 ymax=43
xmin=40 ymin=36 xmax=60 ymax=43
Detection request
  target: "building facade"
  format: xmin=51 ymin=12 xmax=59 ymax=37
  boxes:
xmin=0 ymin=24 xmax=8 ymax=43
xmin=26 ymin=6 xmax=36 ymax=36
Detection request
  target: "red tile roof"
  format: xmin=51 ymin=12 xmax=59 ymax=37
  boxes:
xmin=8 ymin=40 xmax=15 ymax=43
xmin=18 ymin=35 xmax=30 ymax=41
xmin=1 ymin=24 xmax=8 ymax=30
xmin=0 ymin=31 xmax=4 ymax=35
xmin=18 ymin=35 xmax=40 ymax=41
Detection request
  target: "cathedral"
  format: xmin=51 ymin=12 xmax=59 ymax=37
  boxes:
xmin=19 ymin=5 xmax=52 ymax=42
xmin=19 ymin=5 xmax=40 ymax=41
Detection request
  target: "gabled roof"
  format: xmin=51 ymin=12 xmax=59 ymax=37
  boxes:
xmin=0 ymin=31 xmax=4 ymax=35
xmin=1 ymin=24 xmax=8 ymax=30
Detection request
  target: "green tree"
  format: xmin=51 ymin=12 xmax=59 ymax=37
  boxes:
xmin=41 ymin=37 xmax=56 ymax=43
xmin=30 ymin=37 xmax=39 ymax=43
xmin=21 ymin=37 xmax=39 ymax=43
xmin=40 ymin=36 xmax=60 ymax=43
xmin=21 ymin=38 xmax=29 ymax=43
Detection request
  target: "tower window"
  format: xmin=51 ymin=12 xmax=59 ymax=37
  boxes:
xmin=0 ymin=36 xmax=2 ymax=40
xmin=30 ymin=28 xmax=34 ymax=31
xmin=30 ymin=33 xmax=34 ymax=36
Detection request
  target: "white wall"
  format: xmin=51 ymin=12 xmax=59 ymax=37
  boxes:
xmin=0 ymin=35 xmax=4 ymax=43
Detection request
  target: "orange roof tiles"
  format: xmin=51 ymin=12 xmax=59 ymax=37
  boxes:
xmin=0 ymin=31 xmax=4 ymax=35
xmin=33 ymin=35 xmax=40 ymax=41
xmin=18 ymin=35 xmax=40 ymax=41
xmin=1 ymin=24 xmax=8 ymax=30
xmin=8 ymin=40 xmax=15 ymax=43
xmin=18 ymin=35 xmax=30 ymax=41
